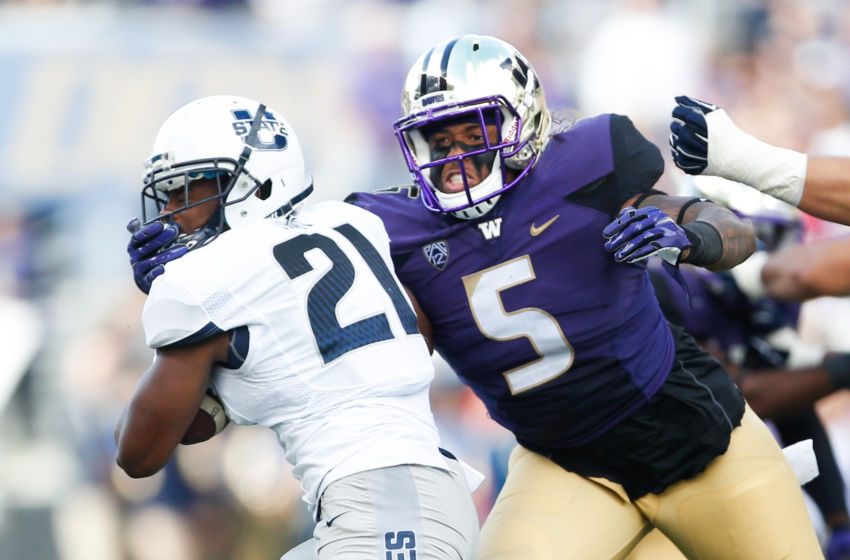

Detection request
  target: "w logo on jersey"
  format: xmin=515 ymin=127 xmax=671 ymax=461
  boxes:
xmin=423 ymin=240 xmax=449 ymax=270
xmin=477 ymin=218 xmax=503 ymax=240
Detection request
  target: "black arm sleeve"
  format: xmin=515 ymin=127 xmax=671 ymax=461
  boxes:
xmin=610 ymin=114 xmax=664 ymax=212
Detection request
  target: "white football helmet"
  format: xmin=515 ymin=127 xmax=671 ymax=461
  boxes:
xmin=141 ymin=95 xmax=313 ymax=248
xmin=395 ymin=35 xmax=551 ymax=219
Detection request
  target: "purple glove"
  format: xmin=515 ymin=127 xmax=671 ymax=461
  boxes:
xmin=127 ymin=218 xmax=187 ymax=294
xmin=828 ymin=527 xmax=850 ymax=560
xmin=669 ymin=95 xmax=718 ymax=175
xmin=603 ymin=206 xmax=692 ymax=265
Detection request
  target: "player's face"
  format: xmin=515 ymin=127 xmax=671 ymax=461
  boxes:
xmin=160 ymin=178 xmax=221 ymax=234
xmin=428 ymin=122 xmax=500 ymax=193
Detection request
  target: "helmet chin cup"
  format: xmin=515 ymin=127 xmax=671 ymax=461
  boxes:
xmin=421 ymin=152 xmax=505 ymax=220
xmin=162 ymin=222 xmax=221 ymax=254
xmin=452 ymin=195 xmax=500 ymax=220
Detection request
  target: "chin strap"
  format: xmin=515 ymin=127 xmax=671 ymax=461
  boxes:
xmin=451 ymin=194 xmax=500 ymax=220
xmin=269 ymin=184 xmax=314 ymax=219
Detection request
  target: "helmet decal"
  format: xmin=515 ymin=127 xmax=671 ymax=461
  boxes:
xmin=419 ymin=37 xmax=459 ymax=95
xmin=231 ymin=107 xmax=289 ymax=151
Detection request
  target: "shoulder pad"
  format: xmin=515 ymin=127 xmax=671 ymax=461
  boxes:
xmin=142 ymin=272 xmax=222 ymax=349
xmin=345 ymin=185 xmax=449 ymax=253
xmin=534 ymin=114 xmax=616 ymax=197
xmin=345 ymin=184 xmax=422 ymax=206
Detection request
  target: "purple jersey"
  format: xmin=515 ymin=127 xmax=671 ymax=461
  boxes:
xmin=348 ymin=114 xmax=672 ymax=448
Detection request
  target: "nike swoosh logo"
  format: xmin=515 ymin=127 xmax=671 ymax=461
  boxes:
xmin=530 ymin=215 xmax=560 ymax=236
xmin=326 ymin=511 xmax=349 ymax=527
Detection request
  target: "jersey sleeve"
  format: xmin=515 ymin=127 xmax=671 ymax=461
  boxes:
xmin=551 ymin=113 xmax=664 ymax=219
xmin=142 ymin=272 xmax=224 ymax=349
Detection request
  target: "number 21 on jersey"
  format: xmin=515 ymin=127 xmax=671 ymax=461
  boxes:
xmin=273 ymin=223 xmax=418 ymax=364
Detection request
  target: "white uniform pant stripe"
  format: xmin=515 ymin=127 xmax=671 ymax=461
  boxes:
xmin=366 ymin=466 xmax=423 ymax=558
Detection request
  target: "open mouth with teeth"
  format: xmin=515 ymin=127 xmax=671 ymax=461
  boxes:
xmin=441 ymin=168 xmax=474 ymax=193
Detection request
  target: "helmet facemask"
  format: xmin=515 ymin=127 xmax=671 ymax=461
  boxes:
xmin=141 ymin=153 xmax=254 ymax=251
xmin=396 ymin=96 xmax=534 ymax=219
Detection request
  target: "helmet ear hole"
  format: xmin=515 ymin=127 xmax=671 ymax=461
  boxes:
xmin=256 ymin=179 xmax=272 ymax=200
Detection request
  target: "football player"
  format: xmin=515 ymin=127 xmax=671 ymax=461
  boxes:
xmin=114 ymin=96 xmax=480 ymax=560
xmin=342 ymin=35 xmax=823 ymax=559
xmin=646 ymin=184 xmax=850 ymax=560
xmin=669 ymin=95 xmax=850 ymax=226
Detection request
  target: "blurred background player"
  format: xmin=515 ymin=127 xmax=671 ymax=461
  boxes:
xmin=760 ymin=232 xmax=850 ymax=301
xmin=116 ymin=95 xmax=480 ymax=560
xmin=669 ymin=94 xmax=850 ymax=396
xmin=344 ymin=34 xmax=823 ymax=559
xmin=647 ymin=180 xmax=850 ymax=560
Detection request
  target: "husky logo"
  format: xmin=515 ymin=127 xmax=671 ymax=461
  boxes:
xmin=477 ymin=217 xmax=503 ymax=240
xmin=423 ymin=240 xmax=449 ymax=270
xmin=231 ymin=108 xmax=289 ymax=151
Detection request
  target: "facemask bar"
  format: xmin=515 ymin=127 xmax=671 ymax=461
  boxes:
xmin=394 ymin=95 xmax=528 ymax=214
xmin=140 ymin=159 xmax=238 ymax=224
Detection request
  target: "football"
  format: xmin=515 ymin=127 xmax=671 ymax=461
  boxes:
xmin=180 ymin=392 xmax=229 ymax=445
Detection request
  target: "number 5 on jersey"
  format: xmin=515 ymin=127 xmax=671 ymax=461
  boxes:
xmin=463 ymin=255 xmax=574 ymax=393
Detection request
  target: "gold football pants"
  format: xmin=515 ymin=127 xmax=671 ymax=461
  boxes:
xmin=479 ymin=406 xmax=823 ymax=559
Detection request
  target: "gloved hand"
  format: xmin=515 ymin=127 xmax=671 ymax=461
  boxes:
xmin=669 ymin=95 xmax=808 ymax=205
xmin=127 ymin=218 xmax=187 ymax=294
xmin=827 ymin=527 xmax=850 ymax=560
xmin=669 ymin=95 xmax=718 ymax=175
xmin=603 ymin=206 xmax=692 ymax=266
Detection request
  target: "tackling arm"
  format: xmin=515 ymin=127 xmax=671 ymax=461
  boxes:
xmin=630 ymin=194 xmax=756 ymax=271
xmin=797 ymin=157 xmax=850 ymax=227
xmin=115 ymin=332 xmax=229 ymax=478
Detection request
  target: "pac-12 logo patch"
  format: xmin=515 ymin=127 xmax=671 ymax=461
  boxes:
xmin=423 ymin=240 xmax=449 ymax=270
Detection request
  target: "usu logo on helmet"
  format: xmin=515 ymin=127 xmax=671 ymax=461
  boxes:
xmin=230 ymin=109 xmax=289 ymax=151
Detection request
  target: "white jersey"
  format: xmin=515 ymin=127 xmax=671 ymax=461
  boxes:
xmin=142 ymin=201 xmax=446 ymax=515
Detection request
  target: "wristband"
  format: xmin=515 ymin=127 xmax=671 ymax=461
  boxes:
xmin=675 ymin=197 xmax=707 ymax=225
xmin=704 ymin=109 xmax=807 ymax=206
xmin=823 ymin=353 xmax=850 ymax=389
xmin=681 ymin=221 xmax=723 ymax=266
